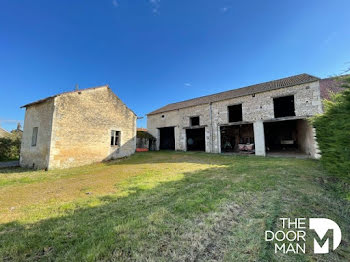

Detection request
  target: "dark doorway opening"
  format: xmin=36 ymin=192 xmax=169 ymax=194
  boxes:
xmin=264 ymin=120 xmax=298 ymax=152
xmin=264 ymin=119 xmax=314 ymax=157
xmin=220 ymin=124 xmax=254 ymax=153
xmin=159 ymin=127 xmax=175 ymax=150
xmin=273 ymin=95 xmax=295 ymax=118
xmin=186 ymin=128 xmax=205 ymax=151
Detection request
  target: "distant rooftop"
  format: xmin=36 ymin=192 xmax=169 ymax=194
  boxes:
xmin=0 ymin=126 xmax=11 ymax=137
xmin=319 ymin=75 xmax=348 ymax=100
xmin=148 ymin=73 xmax=319 ymax=115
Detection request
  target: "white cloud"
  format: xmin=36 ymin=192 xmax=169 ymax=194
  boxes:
xmin=184 ymin=83 xmax=192 ymax=87
xmin=150 ymin=0 xmax=160 ymax=13
xmin=220 ymin=6 xmax=230 ymax=13
xmin=112 ymin=0 xmax=118 ymax=8
xmin=112 ymin=0 xmax=161 ymax=14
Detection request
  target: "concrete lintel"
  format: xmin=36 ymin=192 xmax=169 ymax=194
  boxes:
xmin=263 ymin=116 xmax=311 ymax=123
xmin=156 ymin=126 xmax=176 ymax=129
xmin=219 ymin=121 xmax=253 ymax=127
xmin=183 ymin=125 xmax=207 ymax=129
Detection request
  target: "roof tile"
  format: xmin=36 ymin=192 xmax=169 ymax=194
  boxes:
xmin=148 ymin=73 xmax=319 ymax=115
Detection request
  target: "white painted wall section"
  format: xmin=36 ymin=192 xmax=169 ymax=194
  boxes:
xmin=253 ymin=121 xmax=266 ymax=156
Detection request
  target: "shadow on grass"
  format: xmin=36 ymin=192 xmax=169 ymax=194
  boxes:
xmin=0 ymin=167 xmax=33 ymax=174
xmin=0 ymin=163 xmax=282 ymax=261
xmin=0 ymin=153 xmax=349 ymax=261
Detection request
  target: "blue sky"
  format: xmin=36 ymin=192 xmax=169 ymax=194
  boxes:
xmin=0 ymin=0 xmax=349 ymax=130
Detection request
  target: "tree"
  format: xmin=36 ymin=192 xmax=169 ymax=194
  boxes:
xmin=0 ymin=136 xmax=21 ymax=161
xmin=313 ymin=73 xmax=350 ymax=180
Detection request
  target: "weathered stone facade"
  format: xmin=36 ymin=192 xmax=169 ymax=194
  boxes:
xmin=20 ymin=86 xmax=137 ymax=169
xmin=20 ymin=99 xmax=55 ymax=169
xmin=147 ymin=78 xmax=323 ymax=158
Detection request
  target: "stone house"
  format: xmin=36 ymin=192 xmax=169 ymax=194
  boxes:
xmin=20 ymin=85 xmax=137 ymax=169
xmin=147 ymin=74 xmax=325 ymax=158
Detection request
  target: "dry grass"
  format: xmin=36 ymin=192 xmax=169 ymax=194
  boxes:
xmin=0 ymin=151 xmax=349 ymax=261
xmin=0 ymin=154 xmax=218 ymax=223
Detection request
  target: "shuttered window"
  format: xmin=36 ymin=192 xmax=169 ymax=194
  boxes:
xmin=32 ymin=127 xmax=38 ymax=146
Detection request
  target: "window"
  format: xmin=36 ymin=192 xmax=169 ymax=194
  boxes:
xmin=190 ymin=116 xmax=200 ymax=126
xmin=228 ymin=104 xmax=243 ymax=122
xmin=31 ymin=127 xmax=38 ymax=147
xmin=273 ymin=95 xmax=295 ymax=118
xmin=111 ymin=130 xmax=121 ymax=146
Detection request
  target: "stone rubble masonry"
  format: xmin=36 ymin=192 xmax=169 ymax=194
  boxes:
xmin=20 ymin=86 xmax=137 ymax=169
xmin=147 ymin=81 xmax=323 ymax=158
xmin=20 ymin=99 xmax=55 ymax=169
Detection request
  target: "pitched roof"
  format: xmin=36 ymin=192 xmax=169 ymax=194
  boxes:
xmin=20 ymin=85 xmax=109 ymax=108
xmin=148 ymin=73 xmax=319 ymax=115
xmin=0 ymin=127 xmax=11 ymax=138
xmin=319 ymin=75 xmax=348 ymax=100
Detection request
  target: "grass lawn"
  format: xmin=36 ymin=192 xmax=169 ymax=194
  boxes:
xmin=0 ymin=151 xmax=349 ymax=261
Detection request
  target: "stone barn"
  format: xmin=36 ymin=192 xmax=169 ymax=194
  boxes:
xmin=20 ymin=85 xmax=137 ymax=169
xmin=147 ymin=74 xmax=325 ymax=158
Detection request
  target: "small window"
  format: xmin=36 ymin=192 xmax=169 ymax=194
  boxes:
xmin=228 ymin=104 xmax=243 ymax=122
xmin=273 ymin=95 xmax=295 ymax=118
xmin=190 ymin=116 xmax=200 ymax=126
xmin=32 ymin=127 xmax=38 ymax=147
xmin=111 ymin=130 xmax=121 ymax=146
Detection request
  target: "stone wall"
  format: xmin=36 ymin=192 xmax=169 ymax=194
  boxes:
xmin=20 ymin=99 xmax=55 ymax=169
xmin=147 ymin=80 xmax=322 ymax=157
xmin=211 ymin=81 xmax=322 ymax=153
xmin=297 ymin=119 xmax=321 ymax=159
xmin=147 ymin=109 xmax=181 ymax=150
xmin=49 ymin=87 xmax=136 ymax=169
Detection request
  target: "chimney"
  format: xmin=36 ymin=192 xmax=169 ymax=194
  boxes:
xmin=75 ymin=84 xmax=79 ymax=91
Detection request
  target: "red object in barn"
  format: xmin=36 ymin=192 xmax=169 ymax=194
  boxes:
xmin=136 ymin=148 xmax=149 ymax=152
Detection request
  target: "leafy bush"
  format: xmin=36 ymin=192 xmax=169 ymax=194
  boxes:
xmin=137 ymin=130 xmax=155 ymax=140
xmin=0 ymin=137 xmax=21 ymax=161
xmin=313 ymin=76 xmax=350 ymax=179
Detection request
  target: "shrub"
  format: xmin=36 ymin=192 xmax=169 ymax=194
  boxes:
xmin=313 ymin=75 xmax=350 ymax=180
xmin=0 ymin=137 xmax=21 ymax=161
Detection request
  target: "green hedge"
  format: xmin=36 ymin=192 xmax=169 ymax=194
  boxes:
xmin=313 ymin=76 xmax=350 ymax=180
xmin=0 ymin=137 xmax=21 ymax=161
xmin=137 ymin=131 xmax=155 ymax=140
